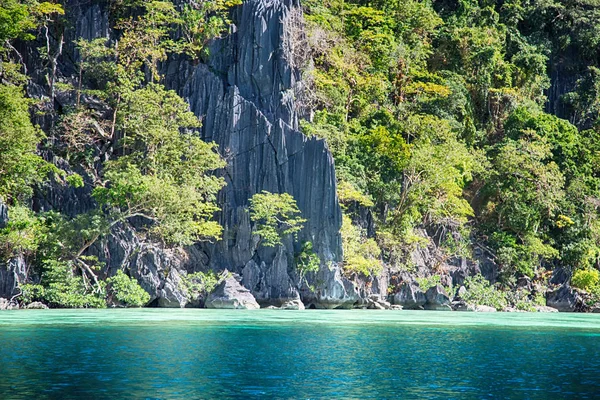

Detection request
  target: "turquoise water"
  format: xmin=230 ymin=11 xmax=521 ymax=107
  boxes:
xmin=1 ymin=310 xmax=600 ymax=399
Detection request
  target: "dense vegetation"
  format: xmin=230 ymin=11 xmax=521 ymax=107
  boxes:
xmin=299 ymin=0 xmax=600 ymax=301
xmin=0 ymin=0 xmax=239 ymax=307
xmin=3 ymin=0 xmax=600 ymax=309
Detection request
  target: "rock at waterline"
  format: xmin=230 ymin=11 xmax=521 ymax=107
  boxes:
xmin=424 ymin=284 xmax=452 ymax=311
xmin=25 ymin=302 xmax=49 ymax=310
xmin=0 ymin=298 xmax=18 ymax=310
xmin=280 ymin=299 xmax=306 ymax=310
xmin=392 ymin=282 xmax=426 ymax=309
xmin=546 ymin=284 xmax=581 ymax=312
xmin=205 ymin=276 xmax=260 ymax=310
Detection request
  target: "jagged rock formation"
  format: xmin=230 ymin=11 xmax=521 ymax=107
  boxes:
xmin=170 ymin=0 xmax=352 ymax=307
xmin=547 ymin=285 xmax=582 ymax=312
xmin=7 ymin=0 xmax=362 ymax=308
xmin=206 ymin=274 xmax=260 ymax=309
xmin=0 ymin=200 xmax=26 ymax=300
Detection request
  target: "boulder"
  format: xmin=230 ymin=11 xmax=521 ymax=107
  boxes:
xmin=0 ymin=298 xmax=18 ymax=310
xmin=367 ymin=294 xmax=391 ymax=310
xmin=392 ymin=282 xmax=426 ymax=309
xmin=25 ymin=302 xmax=49 ymax=310
xmin=471 ymin=305 xmax=497 ymax=312
xmin=303 ymin=263 xmax=360 ymax=309
xmin=535 ymin=305 xmax=559 ymax=313
xmin=390 ymin=305 xmax=403 ymax=310
xmin=547 ymin=285 xmax=582 ymax=312
xmin=454 ymin=302 xmax=497 ymax=312
xmin=206 ymin=275 xmax=260 ymax=310
xmin=424 ymin=284 xmax=452 ymax=311
xmin=280 ymin=299 xmax=305 ymax=310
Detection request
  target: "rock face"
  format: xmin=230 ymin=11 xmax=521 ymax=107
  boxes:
xmin=392 ymin=282 xmax=426 ymax=309
xmin=424 ymin=285 xmax=451 ymax=311
xmin=206 ymin=274 xmax=260 ymax=309
xmin=0 ymin=257 xmax=26 ymax=300
xmin=547 ymin=285 xmax=582 ymax=312
xmin=171 ymin=0 xmax=345 ymax=307
xmin=27 ymin=0 xmax=350 ymax=308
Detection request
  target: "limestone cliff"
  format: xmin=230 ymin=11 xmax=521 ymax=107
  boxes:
xmin=0 ymin=0 xmax=372 ymax=308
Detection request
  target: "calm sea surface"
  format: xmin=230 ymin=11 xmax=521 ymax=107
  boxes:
xmin=0 ymin=309 xmax=599 ymax=399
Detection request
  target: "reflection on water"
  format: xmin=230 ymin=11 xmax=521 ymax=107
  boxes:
xmin=1 ymin=310 xmax=600 ymax=399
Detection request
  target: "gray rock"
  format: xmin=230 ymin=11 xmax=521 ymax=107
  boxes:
xmin=390 ymin=305 xmax=403 ymax=310
xmin=176 ymin=0 xmax=344 ymax=305
xmin=470 ymin=305 xmax=497 ymax=312
xmin=280 ymin=299 xmax=305 ymax=310
xmin=0 ymin=298 xmax=18 ymax=310
xmin=456 ymin=286 xmax=467 ymax=300
xmin=424 ymin=284 xmax=451 ymax=311
xmin=25 ymin=302 xmax=49 ymax=310
xmin=535 ymin=305 xmax=559 ymax=313
xmin=453 ymin=302 xmax=497 ymax=312
xmin=547 ymin=285 xmax=581 ymax=312
xmin=206 ymin=275 xmax=260 ymax=309
xmin=393 ymin=282 xmax=426 ymax=309
xmin=0 ymin=198 xmax=7 ymax=229
xmin=0 ymin=256 xmax=27 ymax=299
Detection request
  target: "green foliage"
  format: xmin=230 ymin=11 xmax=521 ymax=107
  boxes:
xmin=0 ymin=84 xmax=52 ymax=202
xmin=0 ymin=0 xmax=36 ymax=44
xmin=341 ymin=215 xmax=382 ymax=276
xmin=415 ymin=275 xmax=441 ymax=292
xmin=0 ymin=205 xmax=43 ymax=258
xmin=106 ymin=270 xmax=150 ymax=307
xmin=462 ymin=275 xmax=507 ymax=310
xmin=249 ymin=191 xmax=306 ymax=247
xmin=571 ymin=268 xmax=600 ymax=292
xmin=181 ymin=271 xmax=219 ymax=302
xmin=92 ymin=83 xmax=226 ymax=245
xmin=37 ymin=260 xmax=106 ymax=308
xmin=295 ymin=241 xmax=321 ymax=275
xmin=179 ymin=0 xmax=242 ymax=58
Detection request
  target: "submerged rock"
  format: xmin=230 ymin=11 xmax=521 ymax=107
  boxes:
xmin=206 ymin=275 xmax=260 ymax=310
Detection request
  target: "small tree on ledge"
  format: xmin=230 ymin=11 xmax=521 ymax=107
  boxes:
xmin=249 ymin=191 xmax=306 ymax=247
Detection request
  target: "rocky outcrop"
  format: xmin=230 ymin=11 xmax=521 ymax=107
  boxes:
xmin=0 ymin=298 xmax=18 ymax=310
xmin=206 ymin=274 xmax=260 ymax=309
xmin=25 ymin=302 xmax=49 ymax=310
xmin=280 ymin=299 xmax=305 ymax=310
xmin=365 ymin=294 xmax=391 ymax=310
xmin=547 ymin=285 xmax=582 ymax=312
xmin=302 ymin=266 xmax=360 ymax=309
xmin=0 ymin=257 xmax=26 ymax=300
xmin=424 ymin=285 xmax=451 ymax=311
xmin=172 ymin=0 xmax=344 ymax=307
xmin=392 ymin=282 xmax=426 ymax=309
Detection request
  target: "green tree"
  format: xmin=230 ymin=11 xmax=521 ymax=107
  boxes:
xmin=249 ymin=191 xmax=306 ymax=247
